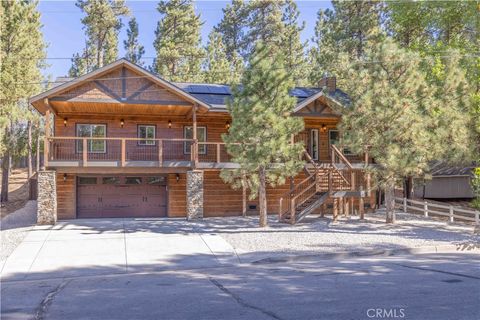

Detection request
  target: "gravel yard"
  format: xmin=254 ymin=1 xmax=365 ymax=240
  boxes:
xmin=0 ymin=201 xmax=36 ymax=262
xmin=190 ymin=209 xmax=479 ymax=261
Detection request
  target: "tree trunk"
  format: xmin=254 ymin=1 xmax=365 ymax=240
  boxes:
xmin=1 ymin=152 xmax=10 ymax=203
xmin=258 ymin=167 xmax=267 ymax=227
xmin=404 ymin=176 xmax=414 ymax=199
xmin=27 ymin=120 xmax=32 ymax=178
xmin=385 ymin=179 xmax=396 ymax=223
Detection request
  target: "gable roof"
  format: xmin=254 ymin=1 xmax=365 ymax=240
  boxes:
xmin=30 ymin=59 xmax=350 ymax=115
xmin=29 ymin=59 xmax=211 ymax=114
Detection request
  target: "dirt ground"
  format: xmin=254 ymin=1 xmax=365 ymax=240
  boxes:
xmin=0 ymin=168 xmax=30 ymax=218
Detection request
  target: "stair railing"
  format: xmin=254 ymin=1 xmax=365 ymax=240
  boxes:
xmin=279 ymin=173 xmax=317 ymax=223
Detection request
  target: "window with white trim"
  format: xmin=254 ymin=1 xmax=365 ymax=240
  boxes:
xmin=310 ymin=129 xmax=319 ymax=160
xmin=138 ymin=125 xmax=156 ymax=145
xmin=183 ymin=126 xmax=206 ymax=154
xmin=76 ymin=124 xmax=106 ymax=153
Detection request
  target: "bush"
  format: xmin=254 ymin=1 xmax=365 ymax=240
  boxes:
xmin=472 ymin=168 xmax=480 ymax=210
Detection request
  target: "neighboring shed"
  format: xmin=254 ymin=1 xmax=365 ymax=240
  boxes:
xmin=414 ymin=162 xmax=476 ymax=199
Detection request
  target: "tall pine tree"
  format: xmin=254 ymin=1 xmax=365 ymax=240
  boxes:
xmin=308 ymin=0 xmax=383 ymax=85
xmin=152 ymin=0 xmax=204 ymax=82
xmin=214 ymin=0 xmax=248 ymax=60
xmin=69 ymin=0 xmax=129 ymax=76
xmin=0 ymin=0 xmax=46 ymax=202
xmin=203 ymin=31 xmax=233 ymax=84
xmin=221 ymin=42 xmax=305 ymax=227
xmin=123 ymin=17 xmax=145 ymax=65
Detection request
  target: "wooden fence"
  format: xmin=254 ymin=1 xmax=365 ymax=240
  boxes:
xmin=395 ymin=197 xmax=480 ymax=225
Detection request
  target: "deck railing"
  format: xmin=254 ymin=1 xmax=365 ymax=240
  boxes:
xmin=46 ymin=137 xmax=195 ymax=167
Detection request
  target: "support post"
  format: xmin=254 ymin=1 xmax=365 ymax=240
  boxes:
xmin=338 ymin=197 xmax=344 ymax=216
xmin=158 ymin=140 xmax=163 ymax=167
xmin=321 ymin=202 xmax=327 ymax=218
xmin=424 ymin=201 xmax=428 ymax=217
xmin=82 ymin=138 xmax=88 ymax=167
xmin=449 ymin=205 xmax=454 ymax=223
xmin=403 ymin=197 xmax=407 ymax=213
xmin=290 ymin=198 xmax=296 ymax=224
xmin=121 ymin=139 xmax=126 ymax=167
xmin=192 ymin=104 xmax=198 ymax=168
xmin=37 ymin=170 xmax=57 ymax=225
xmin=359 ymin=196 xmax=365 ymax=220
xmin=333 ymin=198 xmax=338 ymax=222
xmin=43 ymin=109 xmax=51 ymax=169
xmin=216 ymin=143 xmax=221 ymax=163
xmin=186 ymin=170 xmax=204 ymax=220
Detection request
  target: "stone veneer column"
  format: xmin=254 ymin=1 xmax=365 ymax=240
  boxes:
xmin=37 ymin=170 xmax=57 ymax=225
xmin=186 ymin=170 xmax=204 ymax=220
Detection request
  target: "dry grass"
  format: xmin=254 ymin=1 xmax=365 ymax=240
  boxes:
xmin=0 ymin=168 xmax=30 ymax=218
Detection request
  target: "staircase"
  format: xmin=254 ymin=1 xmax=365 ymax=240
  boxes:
xmin=278 ymin=146 xmax=367 ymax=224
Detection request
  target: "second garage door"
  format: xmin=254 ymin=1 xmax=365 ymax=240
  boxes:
xmin=77 ymin=176 xmax=167 ymax=218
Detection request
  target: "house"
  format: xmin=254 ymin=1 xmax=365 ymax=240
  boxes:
xmin=414 ymin=162 xmax=477 ymax=199
xmin=29 ymin=59 xmax=373 ymax=224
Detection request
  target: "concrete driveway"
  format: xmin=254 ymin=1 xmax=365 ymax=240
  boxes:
xmin=0 ymin=219 xmax=238 ymax=281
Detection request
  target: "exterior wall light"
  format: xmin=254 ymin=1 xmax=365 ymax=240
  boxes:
xmin=176 ymin=173 xmax=180 ymax=182
xmin=168 ymin=120 xmax=172 ymax=128
xmin=321 ymin=124 xmax=327 ymax=133
xmin=120 ymin=119 xmax=125 ymax=128
xmin=63 ymin=118 xmax=68 ymax=127
xmin=63 ymin=173 xmax=67 ymax=181
xmin=225 ymin=121 xmax=230 ymax=129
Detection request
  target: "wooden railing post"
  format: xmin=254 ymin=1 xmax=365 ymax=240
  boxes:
xmin=403 ymin=197 xmax=407 ymax=213
xmin=359 ymin=187 xmax=365 ymax=220
xmin=158 ymin=140 xmax=163 ymax=167
xmin=279 ymin=198 xmax=283 ymax=221
xmin=449 ymin=205 xmax=454 ymax=223
xmin=216 ymin=143 xmax=221 ymax=163
xmin=424 ymin=201 xmax=428 ymax=217
xmin=82 ymin=138 xmax=88 ymax=167
xmin=43 ymin=108 xmax=51 ymax=169
xmin=328 ymin=169 xmax=333 ymax=195
xmin=475 ymin=211 xmax=479 ymax=225
xmin=121 ymin=139 xmax=126 ymax=167
xmin=290 ymin=198 xmax=296 ymax=224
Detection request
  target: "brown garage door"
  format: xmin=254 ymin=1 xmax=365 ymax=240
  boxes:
xmin=77 ymin=176 xmax=167 ymax=218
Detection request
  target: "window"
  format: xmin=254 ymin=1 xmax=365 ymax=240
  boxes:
xmin=310 ymin=129 xmax=319 ymax=160
xmin=329 ymin=130 xmax=352 ymax=155
xmin=147 ymin=176 xmax=166 ymax=185
xmin=78 ymin=177 xmax=97 ymax=185
xmin=125 ymin=177 xmax=142 ymax=185
xmin=76 ymin=124 xmax=106 ymax=153
xmin=102 ymin=177 xmax=120 ymax=184
xmin=138 ymin=125 xmax=156 ymax=146
xmin=183 ymin=126 xmax=206 ymax=154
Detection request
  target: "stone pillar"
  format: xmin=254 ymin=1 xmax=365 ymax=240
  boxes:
xmin=186 ymin=170 xmax=204 ymax=220
xmin=37 ymin=170 xmax=57 ymax=225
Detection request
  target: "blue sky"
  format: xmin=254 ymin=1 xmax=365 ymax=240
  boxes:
xmin=38 ymin=0 xmax=332 ymax=78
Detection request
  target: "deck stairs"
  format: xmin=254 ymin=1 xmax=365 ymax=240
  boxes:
xmin=279 ymin=145 xmax=366 ymax=224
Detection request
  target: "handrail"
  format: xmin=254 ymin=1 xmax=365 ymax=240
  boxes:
xmin=48 ymin=136 xmax=194 ymax=142
xmin=331 ymin=145 xmax=353 ymax=169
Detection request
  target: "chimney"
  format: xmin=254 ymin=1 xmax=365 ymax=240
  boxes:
xmin=319 ymin=75 xmax=336 ymax=94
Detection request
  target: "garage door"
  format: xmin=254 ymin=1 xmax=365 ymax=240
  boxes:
xmin=77 ymin=176 xmax=167 ymax=218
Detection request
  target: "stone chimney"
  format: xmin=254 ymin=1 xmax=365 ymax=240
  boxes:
xmin=319 ymin=75 xmax=336 ymax=94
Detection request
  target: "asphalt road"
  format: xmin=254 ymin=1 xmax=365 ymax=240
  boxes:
xmin=1 ymin=253 xmax=479 ymax=320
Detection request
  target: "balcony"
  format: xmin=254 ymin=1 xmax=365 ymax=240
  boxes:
xmin=45 ymin=137 xmax=238 ymax=169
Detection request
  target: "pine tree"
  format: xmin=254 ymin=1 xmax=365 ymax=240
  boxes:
xmin=338 ymin=39 xmax=438 ymax=223
xmin=123 ymin=17 xmax=145 ymax=65
xmin=0 ymin=0 xmax=46 ymax=202
xmin=309 ymin=1 xmax=383 ymax=85
xmin=214 ymin=0 xmax=248 ymax=60
xmin=70 ymin=0 xmax=129 ymax=73
xmin=203 ymin=31 xmax=233 ymax=84
xmin=281 ymin=0 xmax=308 ymax=86
xmin=153 ymin=0 xmax=204 ymax=82
xmin=221 ymin=42 xmax=305 ymax=227
xmin=245 ymin=0 xmax=285 ymax=56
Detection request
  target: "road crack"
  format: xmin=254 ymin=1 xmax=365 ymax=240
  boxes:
xmin=395 ymin=263 xmax=480 ymax=280
xmin=209 ymin=278 xmax=284 ymax=320
xmin=34 ymin=279 xmax=71 ymax=320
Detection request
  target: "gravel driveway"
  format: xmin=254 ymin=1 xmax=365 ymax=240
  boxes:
xmin=188 ymin=210 xmax=479 ymax=262
xmin=0 ymin=201 xmax=36 ymax=262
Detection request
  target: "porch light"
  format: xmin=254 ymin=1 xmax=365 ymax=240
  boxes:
xmin=63 ymin=118 xmax=68 ymax=127
xmin=321 ymin=124 xmax=327 ymax=133
xmin=176 ymin=173 xmax=180 ymax=182
xmin=168 ymin=120 xmax=172 ymax=128
xmin=120 ymin=119 xmax=124 ymax=128
xmin=225 ymin=121 xmax=230 ymax=129
xmin=63 ymin=173 xmax=67 ymax=181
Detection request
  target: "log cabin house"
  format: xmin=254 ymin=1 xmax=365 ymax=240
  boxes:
xmin=29 ymin=59 xmax=374 ymax=224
